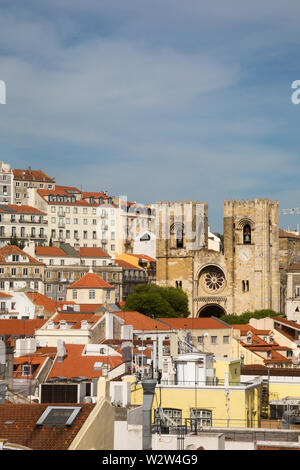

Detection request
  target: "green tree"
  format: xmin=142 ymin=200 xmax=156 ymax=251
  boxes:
xmin=220 ymin=309 xmax=283 ymax=325
xmin=8 ymin=235 xmax=25 ymax=250
xmin=123 ymin=284 xmax=190 ymax=318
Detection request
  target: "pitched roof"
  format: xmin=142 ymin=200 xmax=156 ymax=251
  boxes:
xmin=279 ymin=228 xmax=300 ymax=239
xmin=114 ymin=311 xmax=170 ymax=330
xmin=0 ymin=204 xmax=46 ymax=215
xmin=157 ymin=317 xmax=231 ymax=330
xmin=0 ymin=319 xmax=47 ymax=336
xmin=131 ymin=254 xmax=156 ymax=262
xmin=0 ymin=245 xmax=42 ymax=264
xmin=272 ymin=316 xmax=300 ymax=331
xmin=43 ymin=313 xmax=102 ymax=330
xmin=35 ymin=246 xmax=68 ymax=257
xmin=67 ymin=272 xmax=114 ymax=289
xmin=47 ymin=344 xmax=123 ymax=380
xmin=0 ymin=403 xmax=94 ymax=450
xmin=13 ymin=355 xmax=49 ymax=379
xmin=26 ymin=292 xmax=57 ymax=314
xmin=13 ymin=168 xmax=55 ymax=182
xmin=114 ymin=259 xmax=143 ymax=269
xmin=78 ymin=247 xmax=110 ymax=258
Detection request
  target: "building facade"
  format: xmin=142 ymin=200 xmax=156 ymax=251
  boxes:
xmin=156 ymin=199 xmax=280 ymax=317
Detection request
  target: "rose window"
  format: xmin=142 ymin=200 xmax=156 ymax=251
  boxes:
xmin=199 ymin=266 xmax=226 ymax=294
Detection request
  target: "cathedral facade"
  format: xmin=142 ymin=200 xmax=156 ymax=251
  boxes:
xmin=155 ymin=198 xmax=280 ymax=318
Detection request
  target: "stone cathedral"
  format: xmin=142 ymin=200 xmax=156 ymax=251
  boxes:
xmin=155 ymin=198 xmax=280 ymax=318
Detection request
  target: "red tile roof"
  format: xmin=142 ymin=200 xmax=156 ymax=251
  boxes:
xmin=114 ymin=311 xmax=170 ymax=331
xmin=13 ymin=168 xmax=55 ymax=182
xmin=1 ymin=204 xmax=46 ymax=215
xmin=47 ymin=344 xmax=123 ymax=380
xmin=67 ymin=272 xmax=114 ymax=289
xmin=0 ymin=292 xmax=12 ymax=298
xmin=114 ymin=259 xmax=143 ymax=269
xmin=272 ymin=317 xmax=300 ymax=331
xmin=35 ymin=246 xmax=67 ymax=257
xmin=26 ymin=292 xmax=57 ymax=314
xmin=79 ymin=247 xmax=110 ymax=258
xmin=46 ymin=313 xmax=102 ymax=329
xmin=131 ymin=254 xmax=156 ymax=262
xmin=0 ymin=245 xmax=42 ymax=264
xmin=0 ymin=319 xmax=47 ymax=336
xmin=0 ymin=403 xmax=94 ymax=450
xmin=158 ymin=317 xmax=231 ymax=330
xmin=13 ymin=355 xmax=49 ymax=379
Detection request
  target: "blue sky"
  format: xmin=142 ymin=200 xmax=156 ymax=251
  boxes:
xmin=0 ymin=0 xmax=300 ymax=232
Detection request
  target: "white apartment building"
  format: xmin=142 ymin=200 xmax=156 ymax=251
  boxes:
xmin=0 ymin=161 xmax=14 ymax=204
xmin=0 ymin=204 xmax=47 ymax=247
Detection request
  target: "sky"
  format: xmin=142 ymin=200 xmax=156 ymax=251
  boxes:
xmin=0 ymin=0 xmax=300 ymax=232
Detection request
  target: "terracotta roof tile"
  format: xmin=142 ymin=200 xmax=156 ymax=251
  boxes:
xmin=0 ymin=319 xmax=47 ymax=336
xmin=114 ymin=311 xmax=170 ymax=330
xmin=47 ymin=343 xmax=123 ymax=380
xmin=1 ymin=205 xmax=46 ymax=215
xmin=26 ymin=292 xmax=57 ymax=314
xmin=158 ymin=317 xmax=231 ymax=330
xmin=78 ymin=247 xmax=110 ymax=258
xmin=67 ymin=272 xmax=114 ymax=289
xmin=0 ymin=403 xmax=94 ymax=450
xmin=35 ymin=246 xmax=67 ymax=257
xmin=0 ymin=245 xmax=42 ymax=265
xmin=13 ymin=168 xmax=55 ymax=182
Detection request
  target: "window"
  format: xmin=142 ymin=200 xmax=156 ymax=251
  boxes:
xmin=23 ymin=268 xmax=28 ymax=276
xmin=197 ymin=336 xmax=203 ymax=344
xmin=12 ymin=255 xmax=19 ymax=262
xmin=51 ymin=217 xmax=56 ymax=223
xmin=36 ymin=406 xmax=81 ymax=427
xmin=211 ymin=336 xmax=217 ymax=344
xmin=93 ymin=231 xmax=97 ymax=240
xmin=73 ymin=207 xmax=78 ymax=214
xmin=22 ymin=365 xmax=32 ymax=376
xmin=92 ymin=260 xmax=96 ymax=267
xmin=60 ymin=259 xmax=64 ymax=266
xmin=72 ymin=290 xmax=77 ymax=300
xmin=89 ymin=290 xmax=95 ymax=300
xmin=93 ymin=219 xmax=97 ymax=225
xmin=74 ymin=218 xmax=78 ymax=224
xmin=154 ymin=408 xmax=182 ymax=426
xmin=34 ymin=281 xmax=38 ymax=289
xmin=51 ymin=206 xmax=56 ymax=213
xmin=83 ymin=219 xmax=88 ymax=225
xmin=190 ymin=409 xmax=212 ymax=427
xmin=83 ymin=231 xmax=87 ymax=239
xmin=83 ymin=208 xmax=87 ymax=214
xmin=223 ymin=336 xmax=229 ymax=344
xmin=242 ymin=280 xmax=249 ymax=292
xmin=46 ymin=271 xmax=51 ymax=279
xmin=66 ymin=218 xmax=70 ymax=224
xmin=11 ymin=268 xmax=16 ymax=276
xmin=35 ymin=268 xmax=40 ymax=274
xmin=175 ymin=280 xmax=182 ymax=289
xmin=106 ymin=290 xmax=111 ymax=300
xmin=296 ymin=286 xmax=300 ymax=297
xmin=243 ymin=224 xmax=251 ymax=244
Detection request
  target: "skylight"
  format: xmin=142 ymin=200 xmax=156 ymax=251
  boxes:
xmin=36 ymin=406 xmax=81 ymax=427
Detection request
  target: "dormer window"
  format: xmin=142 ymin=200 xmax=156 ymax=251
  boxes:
xmin=89 ymin=197 xmax=94 ymax=204
xmin=48 ymin=195 xmax=53 ymax=202
xmin=243 ymin=224 xmax=251 ymax=244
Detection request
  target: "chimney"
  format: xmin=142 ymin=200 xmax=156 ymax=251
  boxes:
xmin=142 ymin=379 xmax=157 ymax=450
xmin=57 ymin=339 xmax=67 ymax=363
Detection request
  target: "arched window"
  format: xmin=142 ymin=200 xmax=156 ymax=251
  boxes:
xmin=243 ymin=224 xmax=251 ymax=244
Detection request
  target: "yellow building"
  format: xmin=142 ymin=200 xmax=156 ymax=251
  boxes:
xmin=127 ymin=357 xmax=261 ymax=429
xmin=66 ymin=269 xmax=116 ymax=304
